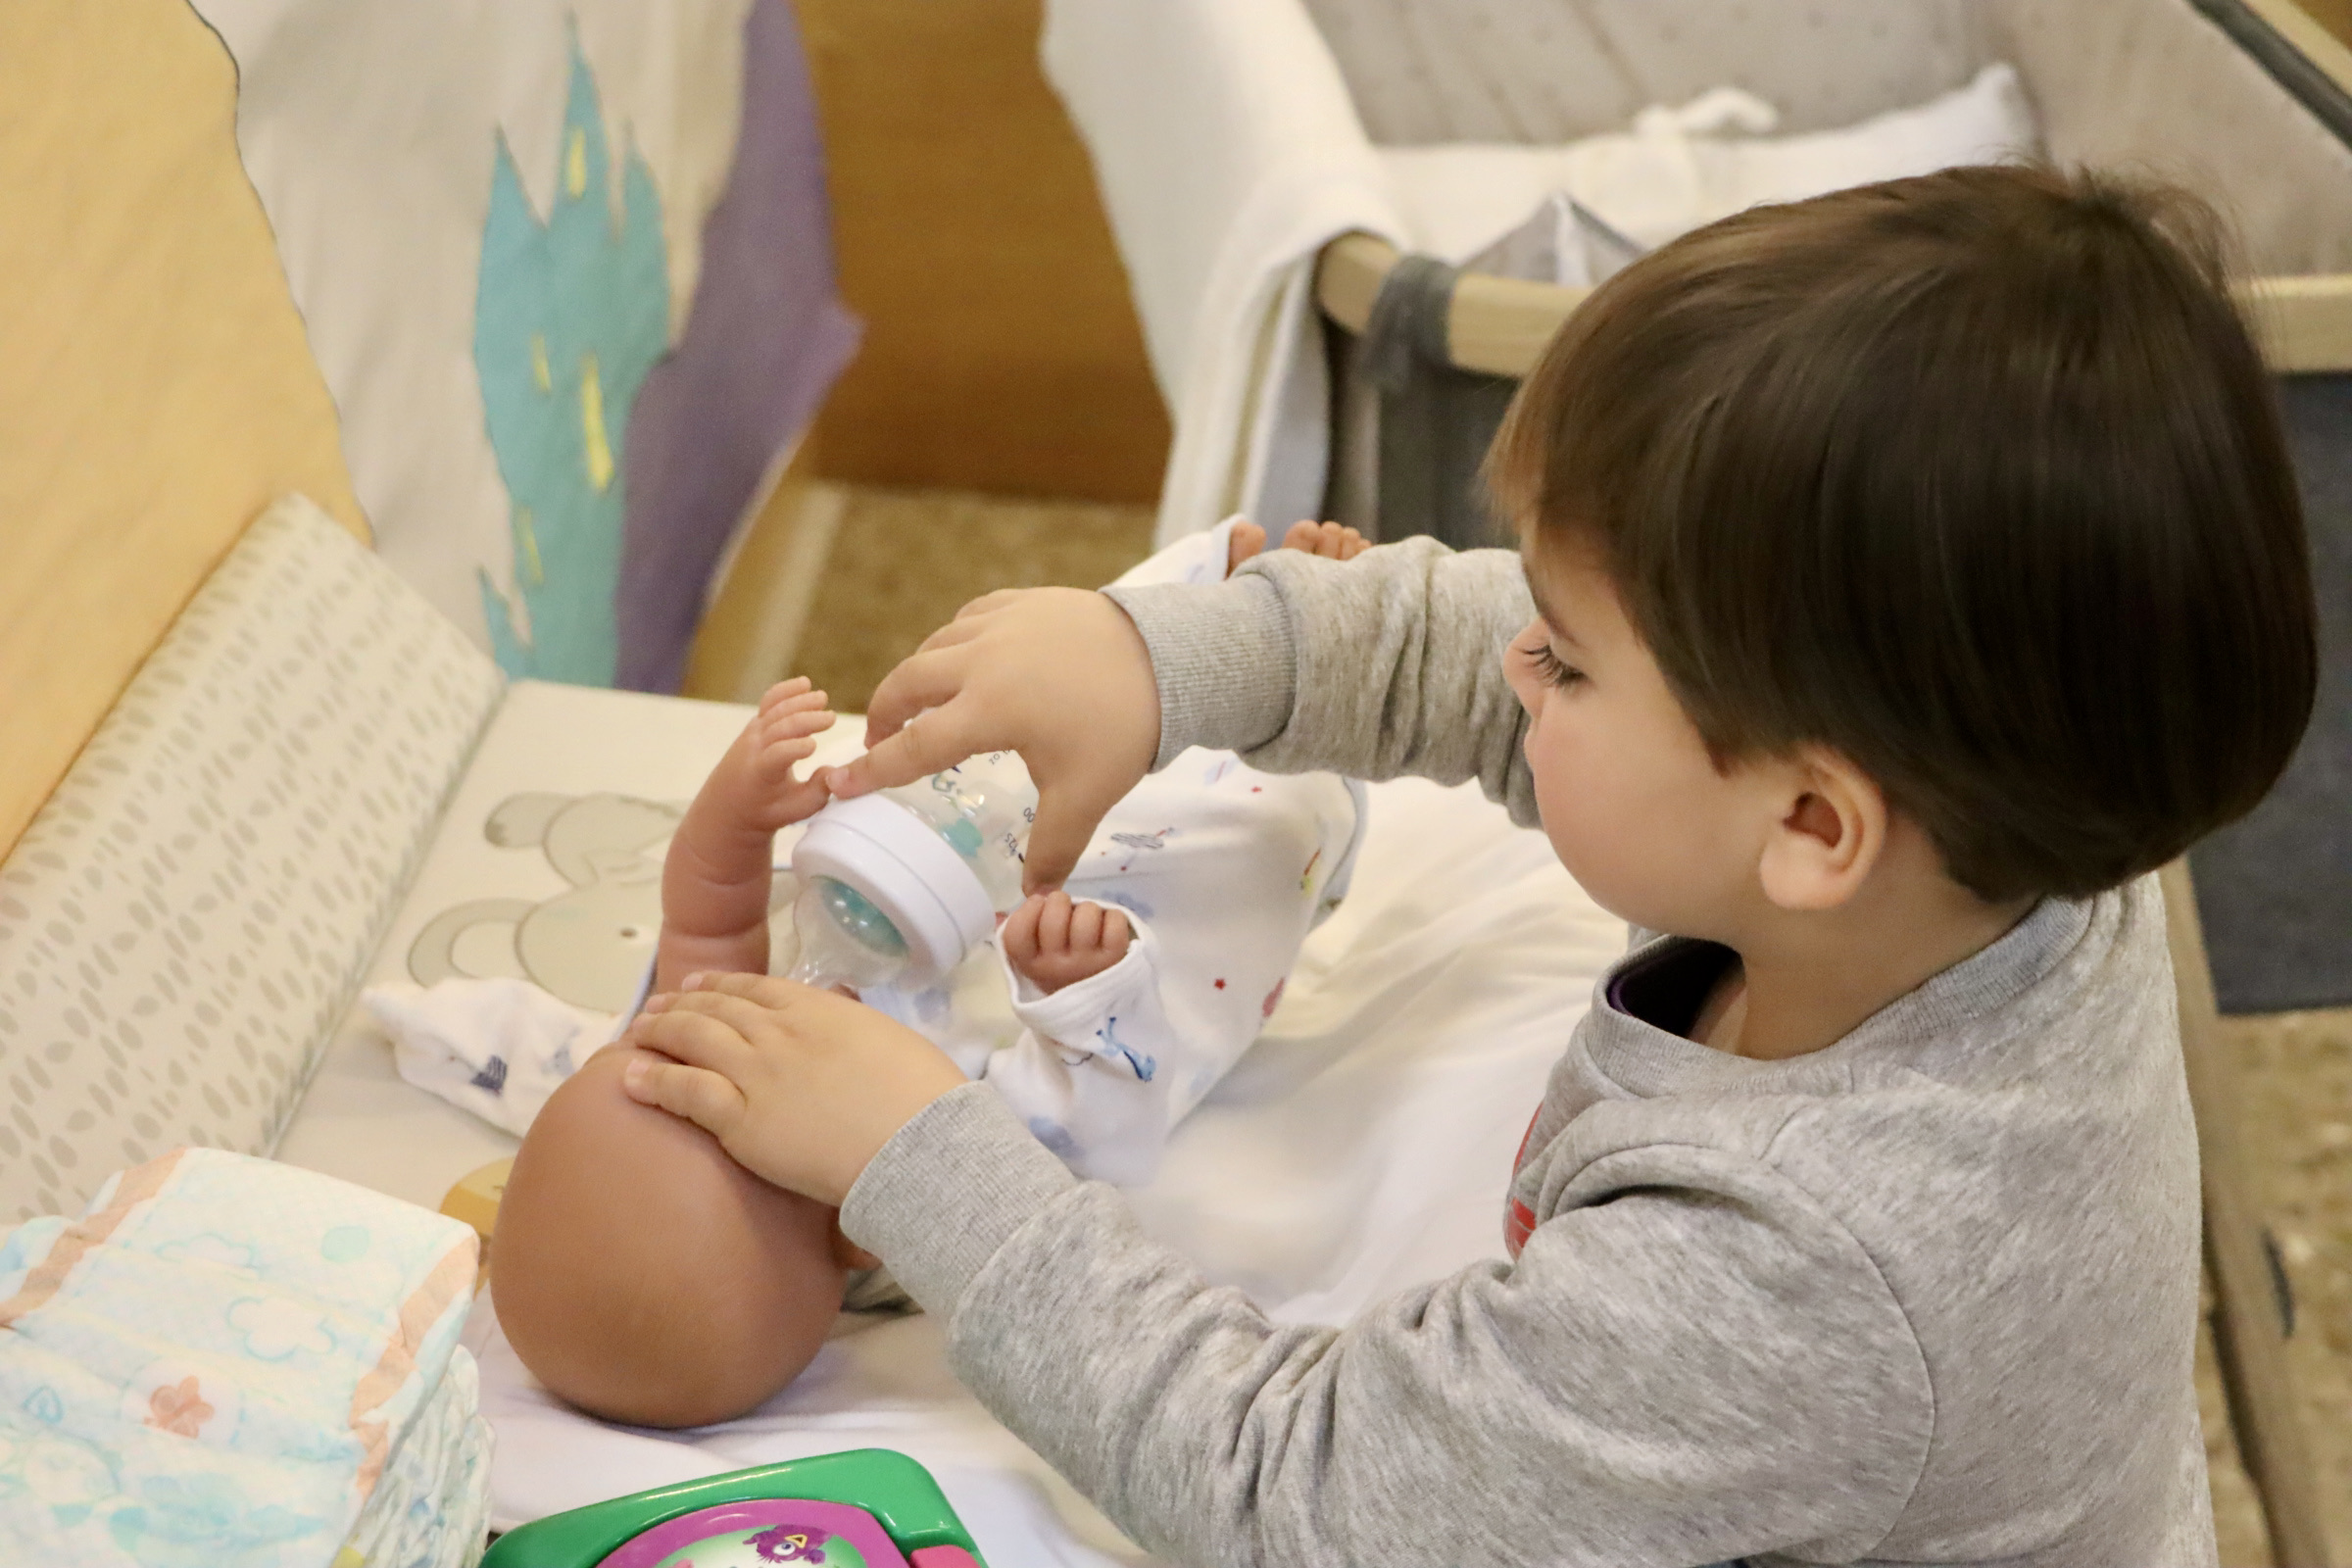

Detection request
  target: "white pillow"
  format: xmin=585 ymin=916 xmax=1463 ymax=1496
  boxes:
xmin=1387 ymin=62 xmax=2041 ymax=279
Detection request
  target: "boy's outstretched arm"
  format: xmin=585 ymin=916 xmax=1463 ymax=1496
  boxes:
xmin=828 ymin=538 xmax=1538 ymax=890
xmin=618 ymin=973 xmax=1929 ymax=1567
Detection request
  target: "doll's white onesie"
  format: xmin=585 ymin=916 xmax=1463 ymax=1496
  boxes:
xmin=859 ymin=518 xmax=1365 ymax=1187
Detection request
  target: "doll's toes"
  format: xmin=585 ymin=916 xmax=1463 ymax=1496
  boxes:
xmin=1225 ymin=520 xmax=1267 ymax=577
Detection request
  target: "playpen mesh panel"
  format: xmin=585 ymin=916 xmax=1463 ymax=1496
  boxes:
xmin=0 ymin=497 xmax=504 ymax=1222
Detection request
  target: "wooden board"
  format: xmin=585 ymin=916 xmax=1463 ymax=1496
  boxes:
xmin=795 ymin=0 xmax=1170 ymax=504
xmin=1318 ymin=231 xmax=2352 ymax=378
xmin=0 ymin=0 xmax=365 ymax=863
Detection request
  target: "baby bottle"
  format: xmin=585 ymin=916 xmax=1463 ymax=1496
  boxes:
xmin=783 ymin=751 xmax=1037 ymax=991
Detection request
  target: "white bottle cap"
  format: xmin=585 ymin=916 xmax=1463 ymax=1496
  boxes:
xmin=790 ymin=794 xmax=995 ymax=982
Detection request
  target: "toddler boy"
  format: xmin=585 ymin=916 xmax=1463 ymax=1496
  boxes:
xmin=623 ymin=168 xmax=2317 ymax=1564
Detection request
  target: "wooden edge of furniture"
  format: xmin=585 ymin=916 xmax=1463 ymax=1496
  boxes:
xmin=2162 ymin=859 xmax=2333 ymax=1567
xmin=2242 ymin=0 xmax=2352 ymax=100
xmin=1315 ymin=230 xmax=2352 ymax=376
xmin=441 ymin=1157 xmax=514 ymax=1292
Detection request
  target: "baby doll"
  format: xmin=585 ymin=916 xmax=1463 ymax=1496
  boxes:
xmin=491 ymin=519 xmax=1368 ymax=1427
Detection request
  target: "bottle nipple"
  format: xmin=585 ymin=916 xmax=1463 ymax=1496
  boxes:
xmin=784 ymin=876 xmax=910 ymax=993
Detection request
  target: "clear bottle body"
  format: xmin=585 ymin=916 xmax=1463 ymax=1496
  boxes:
xmin=784 ymin=752 xmax=1037 ymax=989
xmin=874 ymin=751 xmax=1036 ymax=909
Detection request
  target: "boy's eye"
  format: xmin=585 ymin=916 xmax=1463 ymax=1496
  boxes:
xmin=1523 ymin=638 xmax=1584 ymax=690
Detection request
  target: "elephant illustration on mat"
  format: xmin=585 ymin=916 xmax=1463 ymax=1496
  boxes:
xmin=408 ymin=792 xmax=682 ymax=1014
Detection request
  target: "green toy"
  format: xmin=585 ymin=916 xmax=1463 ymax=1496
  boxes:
xmin=478 ymin=1447 xmax=986 ymax=1567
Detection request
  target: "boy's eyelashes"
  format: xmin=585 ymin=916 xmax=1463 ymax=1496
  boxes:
xmin=1521 ymin=638 xmax=1586 ymax=689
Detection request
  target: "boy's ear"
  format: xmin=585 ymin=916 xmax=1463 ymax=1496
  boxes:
xmin=1755 ymin=748 xmax=1886 ymax=912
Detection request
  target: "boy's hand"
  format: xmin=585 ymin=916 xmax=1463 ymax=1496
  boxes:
xmin=619 ymin=973 xmax=967 ymax=1206
xmin=1002 ymin=891 xmax=1133 ymax=994
xmin=821 ymin=588 xmax=1158 ymax=893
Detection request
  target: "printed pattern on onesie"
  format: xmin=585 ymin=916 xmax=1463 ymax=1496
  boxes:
xmin=864 ymin=514 xmax=1368 ymax=1184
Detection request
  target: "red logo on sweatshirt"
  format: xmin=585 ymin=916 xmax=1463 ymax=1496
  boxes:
xmin=1504 ymin=1106 xmax=1543 ymax=1258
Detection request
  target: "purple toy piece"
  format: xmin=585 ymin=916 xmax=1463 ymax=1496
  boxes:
xmin=593 ymin=1499 xmax=906 ymax=1568
xmin=750 ymin=1520 xmax=833 ymax=1561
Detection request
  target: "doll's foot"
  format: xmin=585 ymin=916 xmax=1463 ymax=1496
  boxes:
xmin=1227 ymin=518 xmax=1369 ymax=577
xmin=1281 ymin=518 xmax=1369 ymax=562
xmin=1225 ymin=519 xmax=1268 ymax=577
xmin=1002 ymin=890 xmax=1133 ymax=995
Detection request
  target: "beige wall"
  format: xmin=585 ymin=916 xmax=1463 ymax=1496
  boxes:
xmin=0 ymin=1 xmax=364 ymax=861
xmin=795 ymin=0 xmax=1170 ymax=504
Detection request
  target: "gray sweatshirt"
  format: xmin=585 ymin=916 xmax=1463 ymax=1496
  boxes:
xmin=841 ymin=539 xmax=2217 ymax=1567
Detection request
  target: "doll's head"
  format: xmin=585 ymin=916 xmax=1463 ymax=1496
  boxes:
xmin=493 ymin=1044 xmax=848 ymax=1429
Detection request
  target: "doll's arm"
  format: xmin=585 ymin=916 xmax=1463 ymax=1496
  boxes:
xmin=657 ymin=681 xmax=834 ymax=994
xmin=986 ymin=907 xmax=1178 ymax=1186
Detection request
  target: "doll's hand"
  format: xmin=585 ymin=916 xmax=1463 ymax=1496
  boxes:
xmin=619 ymin=972 xmax=967 ymax=1206
xmin=1002 ymin=891 xmax=1133 ymax=995
xmin=821 ymin=589 xmax=1158 ymax=894
xmin=731 ymin=679 xmax=838 ymax=835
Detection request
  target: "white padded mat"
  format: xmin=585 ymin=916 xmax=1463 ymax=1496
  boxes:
xmin=0 ymin=497 xmax=502 ymax=1223
xmin=274 ymin=680 xmax=779 ymax=1211
xmin=271 ymin=676 xmax=1628 ymax=1563
xmin=478 ymin=788 xmax=1618 ymax=1556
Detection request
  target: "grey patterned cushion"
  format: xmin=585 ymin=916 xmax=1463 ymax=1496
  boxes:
xmin=0 ymin=496 xmax=503 ymax=1222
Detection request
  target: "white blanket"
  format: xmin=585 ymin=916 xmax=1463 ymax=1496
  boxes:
xmin=1042 ymin=0 xmax=1406 ymax=549
xmin=1048 ymin=0 xmax=2037 ymax=549
xmin=472 ymin=772 xmax=1628 ymax=1563
xmin=1388 ymin=64 xmax=2038 ymax=270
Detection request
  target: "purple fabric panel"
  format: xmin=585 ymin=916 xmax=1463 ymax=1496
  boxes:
xmin=614 ymin=0 xmax=861 ymax=693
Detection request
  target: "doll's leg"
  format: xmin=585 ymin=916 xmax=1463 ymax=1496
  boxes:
xmin=493 ymin=1043 xmax=848 ymax=1429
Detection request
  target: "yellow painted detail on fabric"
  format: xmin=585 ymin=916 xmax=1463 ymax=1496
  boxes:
xmin=516 ymin=507 xmax=545 ymax=586
xmin=580 ymin=352 xmax=613 ymax=492
xmin=565 ymin=126 xmax=588 ymax=199
xmin=332 ymin=1546 xmax=367 ymax=1568
xmin=530 ymin=333 xmax=552 ymax=395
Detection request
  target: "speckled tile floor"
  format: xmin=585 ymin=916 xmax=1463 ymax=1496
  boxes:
xmin=732 ymin=484 xmax=2345 ymax=1561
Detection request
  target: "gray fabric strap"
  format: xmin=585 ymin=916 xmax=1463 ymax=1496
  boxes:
xmin=1360 ymin=252 xmax=1460 ymax=395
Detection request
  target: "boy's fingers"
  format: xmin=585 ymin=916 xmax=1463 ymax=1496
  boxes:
xmin=858 ymin=646 xmax=972 ymax=746
xmin=1103 ymin=909 xmax=1132 ymax=955
xmin=953 ymin=589 xmax=1027 ymax=621
xmin=660 ymin=988 xmax=791 ymax=1043
xmin=1069 ymin=900 xmax=1103 ymax=952
xmin=621 ymin=1055 xmax=746 ymax=1138
xmin=1022 ymin=779 xmax=1128 ymax=894
xmin=695 ymin=968 xmax=824 ymax=1013
xmin=830 ymin=700 xmax=982 ymax=798
xmin=626 ymin=1008 xmax=755 ymax=1076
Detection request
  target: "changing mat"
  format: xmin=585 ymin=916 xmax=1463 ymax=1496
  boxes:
xmin=267 ymin=665 xmax=1627 ymax=1562
xmin=0 ymin=1147 xmax=488 ymax=1567
xmin=466 ymin=771 xmax=1628 ymax=1563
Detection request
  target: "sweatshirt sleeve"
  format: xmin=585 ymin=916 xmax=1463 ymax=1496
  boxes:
xmin=843 ymin=1086 xmax=1935 ymax=1568
xmin=1103 ymin=537 xmax=1541 ymax=827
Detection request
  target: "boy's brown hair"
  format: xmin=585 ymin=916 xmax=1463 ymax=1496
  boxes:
xmin=1487 ymin=165 xmax=2318 ymax=902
